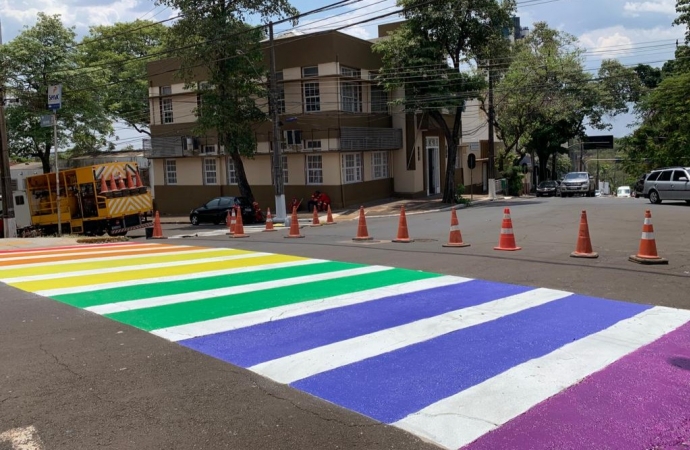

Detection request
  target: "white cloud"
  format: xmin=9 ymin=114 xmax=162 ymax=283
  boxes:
xmin=292 ymin=0 xmax=398 ymax=40
xmin=579 ymin=25 xmax=683 ymax=63
xmin=623 ymin=0 xmax=676 ymax=15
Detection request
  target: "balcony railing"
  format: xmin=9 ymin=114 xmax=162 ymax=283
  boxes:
xmin=340 ymin=127 xmax=402 ymax=151
xmin=144 ymin=137 xmax=196 ymax=158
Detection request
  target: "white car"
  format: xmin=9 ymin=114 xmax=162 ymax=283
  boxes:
xmin=617 ymin=186 xmax=631 ymax=198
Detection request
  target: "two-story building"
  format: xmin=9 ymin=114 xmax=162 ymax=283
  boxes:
xmin=145 ymin=26 xmax=498 ymax=215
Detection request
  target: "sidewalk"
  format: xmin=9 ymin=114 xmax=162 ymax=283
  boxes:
xmin=158 ymin=194 xmax=498 ymax=224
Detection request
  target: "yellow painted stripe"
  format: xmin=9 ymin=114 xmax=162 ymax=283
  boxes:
xmin=10 ymin=254 xmax=306 ymax=292
xmin=0 ymin=248 xmax=251 ymax=278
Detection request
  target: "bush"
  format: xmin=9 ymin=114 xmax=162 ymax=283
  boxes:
xmin=454 ymin=184 xmax=471 ymax=206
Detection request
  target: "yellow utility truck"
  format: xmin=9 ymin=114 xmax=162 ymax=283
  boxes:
xmin=21 ymin=162 xmax=153 ymax=236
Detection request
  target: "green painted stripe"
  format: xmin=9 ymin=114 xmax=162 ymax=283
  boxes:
xmin=106 ymin=269 xmax=441 ymax=332
xmin=52 ymin=261 xmax=361 ymax=308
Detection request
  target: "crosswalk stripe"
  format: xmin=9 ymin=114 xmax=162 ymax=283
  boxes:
xmin=154 ymin=276 xmax=471 ymax=341
xmin=0 ymin=243 xmax=172 ymax=265
xmin=89 ymin=266 xmax=393 ymax=315
xmin=0 ymin=247 xmax=233 ymax=278
xmin=2 ymin=251 xmax=268 ymax=284
xmin=249 ymin=288 xmax=572 ymax=384
xmin=394 ymin=306 xmax=690 ymax=450
xmin=0 ymin=242 xmax=137 ymax=256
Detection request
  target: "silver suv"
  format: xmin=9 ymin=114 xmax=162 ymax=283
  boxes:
xmin=642 ymin=167 xmax=690 ymax=204
xmin=560 ymin=172 xmax=596 ymax=197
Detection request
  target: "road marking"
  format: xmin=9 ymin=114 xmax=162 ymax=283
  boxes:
xmin=395 ymin=306 xmax=690 ymax=450
xmin=168 ymin=226 xmax=274 ymax=239
xmin=249 ymin=288 xmax=571 ymax=384
xmin=0 ymin=243 xmax=167 ymax=264
xmin=0 ymin=426 xmax=44 ymax=450
xmin=88 ymin=265 xmax=393 ymax=315
xmin=153 ymin=275 xmax=471 ymax=341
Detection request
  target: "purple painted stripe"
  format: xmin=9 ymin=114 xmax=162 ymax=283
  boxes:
xmin=180 ymin=280 xmax=532 ymax=367
xmin=291 ymin=296 xmax=650 ymax=424
xmin=463 ymin=321 xmax=690 ymax=450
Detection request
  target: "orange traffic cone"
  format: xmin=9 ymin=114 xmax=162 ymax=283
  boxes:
xmin=352 ymin=206 xmax=373 ymax=241
xmin=99 ymin=176 xmax=109 ymax=195
xmin=263 ymin=208 xmax=276 ymax=232
xmin=571 ymin=210 xmax=598 ymax=258
xmin=442 ymin=208 xmax=470 ymax=248
xmin=151 ymin=211 xmax=167 ymax=239
xmin=226 ymin=208 xmax=236 ymax=235
xmin=629 ymin=210 xmax=667 ymax=264
xmin=109 ymin=174 xmax=119 ymax=192
xmin=494 ymin=208 xmax=521 ymax=251
xmin=285 ymin=206 xmax=304 ymax=238
xmin=231 ymin=206 xmax=249 ymax=238
xmin=392 ymin=206 xmax=414 ymax=243
xmin=134 ymin=171 xmax=144 ymax=188
xmin=325 ymin=205 xmax=336 ymax=225
xmin=117 ymin=174 xmax=127 ymax=191
xmin=311 ymin=205 xmax=322 ymax=227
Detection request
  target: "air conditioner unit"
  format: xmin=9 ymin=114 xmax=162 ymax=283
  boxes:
xmin=288 ymin=144 xmax=303 ymax=152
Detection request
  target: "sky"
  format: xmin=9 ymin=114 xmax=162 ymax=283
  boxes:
xmin=0 ymin=0 xmax=686 ymax=149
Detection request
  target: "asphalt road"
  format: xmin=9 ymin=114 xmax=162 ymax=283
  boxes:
xmin=1 ymin=195 xmax=689 ymax=450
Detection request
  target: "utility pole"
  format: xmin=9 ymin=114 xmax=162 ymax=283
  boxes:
xmin=487 ymin=60 xmax=496 ymax=200
xmin=268 ymin=22 xmax=286 ymax=222
xmin=47 ymin=84 xmax=62 ymax=236
xmin=0 ymin=25 xmax=18 ymax=238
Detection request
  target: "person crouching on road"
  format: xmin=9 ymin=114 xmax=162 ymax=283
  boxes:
xmin=317 ymin=191 xmax=331 ymax=212
xmin=307 ymin=191 xmax=321 ymax=212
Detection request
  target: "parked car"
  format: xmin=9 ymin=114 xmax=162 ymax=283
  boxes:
xmin=536 ymin=181 xmax=558 ymax=197
xmin=642 ymin=167 xmax=690 ymax=204
xmin=616 ymin=186 xmax=631 ymax=198
xmin=190 ymin=196 xmax=256 ymax=225
xmin=560 ymin=172 xmax=596 ymax=197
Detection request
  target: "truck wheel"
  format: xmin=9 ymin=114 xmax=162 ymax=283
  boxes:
xmin=649 ymin=190 xmax=662 ymax=204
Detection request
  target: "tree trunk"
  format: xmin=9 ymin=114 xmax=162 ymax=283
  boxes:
xmin=430 ymin=108 xmax=462 ymax=204
xmin=40 ymin=143 xmax=52 ymax=174
xmin=228 ymin=144 xmax=255 ymax=204
xmin=551 ymin=150 xmax=557 ymax=180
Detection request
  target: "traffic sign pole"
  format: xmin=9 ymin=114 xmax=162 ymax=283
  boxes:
xmin=48 ymin=84 xmax=62 ymax=237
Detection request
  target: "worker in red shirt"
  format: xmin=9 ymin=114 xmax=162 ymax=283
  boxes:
xmin=317 ymin=191 xmax=331 ymax=211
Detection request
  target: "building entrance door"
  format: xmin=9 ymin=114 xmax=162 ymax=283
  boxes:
xmin=426 ymin=137 xmax=440 ymax=195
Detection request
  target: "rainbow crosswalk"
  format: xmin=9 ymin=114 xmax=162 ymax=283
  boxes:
xmin=2 ymin=242 xmax=690 ymax=449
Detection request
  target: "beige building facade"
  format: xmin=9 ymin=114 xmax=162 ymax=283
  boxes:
xmin=145 ymin=29 xmax=496 ymax=215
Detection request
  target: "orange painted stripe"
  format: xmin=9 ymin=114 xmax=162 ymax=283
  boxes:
xmin=0 ymin=245 xmax=205 ymax=267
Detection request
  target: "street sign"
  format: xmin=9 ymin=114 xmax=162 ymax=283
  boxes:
xmin=47 ymin=84 xmax=62 ymax=110
xmin=467 ymin=153 xmax=476 ymax=170
xmin=583 ymin=135 xmax=613 ymax=150
xmin=40 ymin=115 xmax=55 ymax=127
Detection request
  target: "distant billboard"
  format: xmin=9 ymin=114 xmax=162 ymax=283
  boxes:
xmin=583 ymin=135 xmax=614 ymax=150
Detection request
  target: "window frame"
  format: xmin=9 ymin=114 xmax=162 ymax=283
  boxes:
xmin=372 ymin=151 xmax=389 ymax=179
xmin=160 ymin=86 xmax=172 ymax=96
xmin=304 ymin=82 xmax=320 ymax=112
xmin=340 ymin=66 xmax=361 ymax=78
xmin=341 ymin=153 xmax=363 ymax=184
xmin=370 ymin=85 xmax=388 ymax=113
xmin=161 ymin=98 xmax=173 ymax=124
xmin=302 ymin=66 xmax=319 ymax=78
xmin=341 ymin=81 xmax=362 ymax=113
xmin=203 ymin=158 xmax=218 ymax=185
xmin=165 ymin=159 xmax=177 ymax=185
xmin=227 ymin=158 xmax=238 ymax=184
xmin=306 ymin=154 xmax=323 ymax=185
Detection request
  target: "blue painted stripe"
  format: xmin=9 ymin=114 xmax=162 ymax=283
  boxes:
xmin=180 ymin=280 xmax=533 ymax=367
xmin=291 ymin=295 xmax=651 ymax=424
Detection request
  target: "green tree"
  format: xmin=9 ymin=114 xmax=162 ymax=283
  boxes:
xmin=80 ymin=20 xmax=169 ymax=137
xmin=1 ymin=13 xmax=112 ymax=172
xmin=374 ymin=0 xmax=516 ymax=203
xmin=156 ymin=0 xmax=297 ymax=203
xmin=675 ymin=0 xmax=690 ymax=42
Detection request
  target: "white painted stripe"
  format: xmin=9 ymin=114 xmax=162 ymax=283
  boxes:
xmin=35 ymin=259 xmax=326 ymax=297
xmin=0 ymin=247 xmax=225 ymax=270
xmin=641 ymin=232 xmax=655 ymax=240
xmin=0 ymin=243 xmax=169 ymax=263
xmin=87 ymin=266 xmax=393 ymax=315
xmin=449 ymin=225 xmax=461 ymax=232
xmin=249 ymin=288 xmax=571 ymax=384
xmin=644 ymin=218 xmax=652 ymax=225
xmin=503 ymin=214 xmax=510 ymax=219
xmin=500 ymin=228 xmax=513 ymax=234
xmin=152 ymin=275 xmax=472 ymax=341
xmin=2 ymin=252 xmax=271 ymax=283
xmin=394 ymin=306 xmax=690 ymax=450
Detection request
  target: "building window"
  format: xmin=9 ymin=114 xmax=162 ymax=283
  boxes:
xmin=305 ymin=140 xmax=322 ymax=151
xmin=274 ymin=71 xmax=285 ymax=114
xmin=227 ymin=158 xmax=237 ymax=184
xmin=372 ymin=151 xmax=389 ymax=179
xmin=202 ymin=145 xmax=217 ymax=155
xmin=341 ymin=153 xmax=362 ymax=183
xmin=306 ymin=154 xmax=323 ymax=185
xmin=160 ymin=86 xmax=172 ymax=95
xmin=284 ymin=130 xmax=302 ymax=146
xmin=341 ymin=66 xmax=361 ymax=78
xmin=302 ymin=66 xmax=318 ymax=78
xmin=204 ymin=158 xmax=218 ymax=185
xmin=341 ymin=81 xmax=362 ymax=113
xmin=165 ymin=159 xmax=177 ymax=185
xmin=282 ymin=155 xmax=289 ymax=184
xmin=304 ymin=82 xmax=320 ymax=112
xmin=371 ymin=85 xmax=388 ymax=113
xmin=161 ymin=98 xmax=173 ymax=124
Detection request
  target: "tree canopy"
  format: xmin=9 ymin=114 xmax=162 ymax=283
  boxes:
xmin=1 ymin=13 xmax=112 ymax=172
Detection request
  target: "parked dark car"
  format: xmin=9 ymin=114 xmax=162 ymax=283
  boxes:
xmin=190 ymin=196 xmax=255 ymax=225
xmin=536 ymin=180 xmax=559 ymax=197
